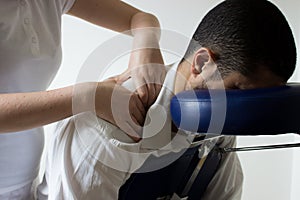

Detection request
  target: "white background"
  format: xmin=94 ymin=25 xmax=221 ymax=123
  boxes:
xmin=45 ymin=0 xmax=300 ymax=199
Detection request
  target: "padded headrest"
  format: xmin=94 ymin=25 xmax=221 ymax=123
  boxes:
xmin=170 ymin=84 xmax=300 ymax=135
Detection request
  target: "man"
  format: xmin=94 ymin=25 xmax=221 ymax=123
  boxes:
xmin=37 ymin=0 xmax=296 ymax=199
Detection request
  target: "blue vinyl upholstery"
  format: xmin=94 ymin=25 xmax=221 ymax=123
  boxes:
xmin=171 ymin=84 xmax=300 ymax=135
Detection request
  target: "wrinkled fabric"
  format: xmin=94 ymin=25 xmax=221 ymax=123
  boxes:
xmin=37 ymin=63 xmax=243 ymax=200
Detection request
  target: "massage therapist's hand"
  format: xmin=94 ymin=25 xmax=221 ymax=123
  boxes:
xmin=69 ymin=1 xmax=165 ymax=108
xmin=115 ymin=28 xmax=166 ymax=108
xmin=95 ymin=80 xmax=146 ymax=141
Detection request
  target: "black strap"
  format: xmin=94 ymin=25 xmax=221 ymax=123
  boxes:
xmin=175 ymin=147 xmax=222 ymax=200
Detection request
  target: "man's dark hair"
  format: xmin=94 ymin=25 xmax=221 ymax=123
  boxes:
xmin=184 ymin=0 xmax=297 ymax=81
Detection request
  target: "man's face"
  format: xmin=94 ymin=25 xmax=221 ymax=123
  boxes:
xmin=186 ymin=67 xmax=284 ymax=90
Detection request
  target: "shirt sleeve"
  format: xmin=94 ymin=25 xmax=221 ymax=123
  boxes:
xmin=60 ymin=0 xmax=76 ymax=14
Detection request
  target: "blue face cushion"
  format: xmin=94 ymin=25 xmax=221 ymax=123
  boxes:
xmin=170 ymin=83 xmax=300 ymax=135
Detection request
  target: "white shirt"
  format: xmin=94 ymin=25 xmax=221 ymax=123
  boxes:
xmin=0 ymin=0 xmax=75 ymax=198
xmin=37 ymin=63 xmax=243 ymax=200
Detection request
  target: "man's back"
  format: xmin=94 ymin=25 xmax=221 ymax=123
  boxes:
xmin=37 ymin=64 xmax=243 ymax=200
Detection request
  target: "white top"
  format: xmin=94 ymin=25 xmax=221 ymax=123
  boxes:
xmin=37 ymin=63 xmax=243 ymax=200
xmin=0 ymin=0 xmax=75 ymax=197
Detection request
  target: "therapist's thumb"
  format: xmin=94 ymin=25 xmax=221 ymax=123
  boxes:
xmin=115 ymin=70 xmax=130 ymax=84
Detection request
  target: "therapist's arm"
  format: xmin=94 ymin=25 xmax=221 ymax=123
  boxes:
xmin=0 ymin=82 xmax=145 ymax=139
xmin=68 ymin=0 xmax=165 ymax=108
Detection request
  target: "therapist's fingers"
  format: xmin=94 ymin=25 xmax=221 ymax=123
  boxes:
xmin=145 ymin=83 xmax=157 ymax=107
xmin=134 ymin=93 xmax=146 ymax=119
xmin=115 ymin=69 xmax=131 ymax=84
xmin=144 ymin=68 xmax=165 ymax=106
xmin=129 ymin=93 xmax=146 ymax=126
xmin=144 ymin=64 xmax=166 ymax=107
xmin=95 ymin=81 xmax=145 ymax=140
xmin=154 ymin=84 xmax=162 ymax=97
xmin=157 ymin=67 xmax=166 ymax=91
xmin=135 ymin=78 xmax=149 ymax=106
xmin=122 ymin=121 xmax=142 ymax=142
xmin=123 ymin=94 xmax=144 ymax=141
xmin=112 ymin=86 xmax=146 ymax=141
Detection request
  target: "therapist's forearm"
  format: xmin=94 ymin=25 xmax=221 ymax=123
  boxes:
xmin=69 ymin=0 xmax=162 ymax=50
xmin=68 ymin=0 xmax=160 ymax=33
xmin=130 ymin=12 xmax=160 ymax=40
xmin=0 ymin=86 xmax=73 ymax=133
xmin=0 ymin=81 xmax=145 ymax=136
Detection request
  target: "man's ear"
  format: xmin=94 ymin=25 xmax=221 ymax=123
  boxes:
xmin=191 ymin=48 xmax=217 ymax=79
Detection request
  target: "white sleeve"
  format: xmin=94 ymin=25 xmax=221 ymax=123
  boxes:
xmin=58 ymin=0 xmax=76 ymax=14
